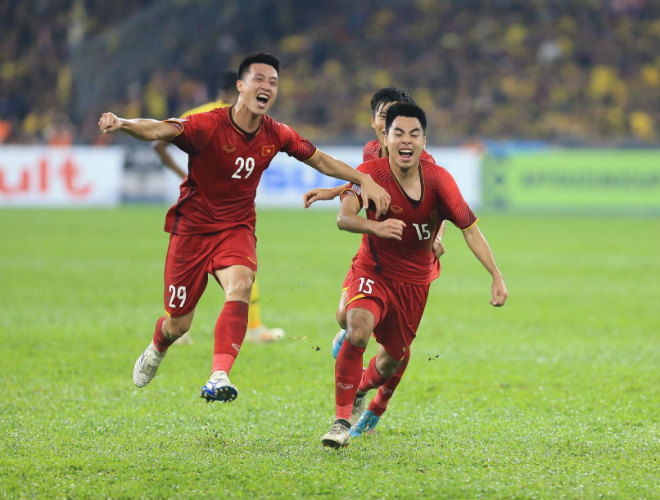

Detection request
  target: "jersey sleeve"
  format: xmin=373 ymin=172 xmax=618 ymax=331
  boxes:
xmin=168 ymin=111 xmax=219 ymax=155
xmin=278 ymin=123 xmax=317 ymax=161
xmin=340 ymin=162 xmax=370 ymax=209
xmin=435 ymin=167 xmax=478 ymax=230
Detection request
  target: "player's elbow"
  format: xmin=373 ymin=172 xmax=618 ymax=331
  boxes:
xmin=337 ymin=214 xmax=349 ymax=231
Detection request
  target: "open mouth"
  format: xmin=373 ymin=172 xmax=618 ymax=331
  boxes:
xmin=256 ymin=93 xmax=270 ymax=105
xmin=399 ymin=148 xmax=413 ymax=159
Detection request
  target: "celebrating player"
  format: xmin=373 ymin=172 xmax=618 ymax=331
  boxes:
xmin=98 ymin=52 xmax=391 ymax=403
xmin=153 ymin=68 xmax=284 ymax=344
xmin=321 ymin=103 xmax=507 ymax=448
xmin=304 ymin=88 xmax=446 ymax=436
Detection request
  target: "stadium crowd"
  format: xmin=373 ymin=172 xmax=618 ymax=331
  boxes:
xmin=1 ymin=0 xmax=658 ymax=146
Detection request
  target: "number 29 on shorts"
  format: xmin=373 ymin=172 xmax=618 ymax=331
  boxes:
xmin=168 ymin=285 xmax=187 ymax=308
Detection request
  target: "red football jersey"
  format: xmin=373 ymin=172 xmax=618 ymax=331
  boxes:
xmin=345 ymin=157 xmax=477 ymax=285
xmin=165 ymin=107 xmax=316 ymax=234
xmin=362 ymin=139 xmax=436 ymax=163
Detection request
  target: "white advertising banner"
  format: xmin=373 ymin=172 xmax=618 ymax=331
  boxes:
xmin=164 ymin=146 xmax=482 ymax=209
xmin=0 ymin=146 xmax=124 ymax=207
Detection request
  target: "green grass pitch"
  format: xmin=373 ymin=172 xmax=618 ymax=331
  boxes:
xmin=0 ymin=207 xmax=658 ymax=500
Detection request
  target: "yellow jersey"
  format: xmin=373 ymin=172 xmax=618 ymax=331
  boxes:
xmin=179 ymin=99 xmax=231 ymax=118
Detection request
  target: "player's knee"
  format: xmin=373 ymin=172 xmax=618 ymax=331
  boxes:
xmin=376 ymin=356 xmax=402 ymax=379
xmin=164 ymin=317 xmax=191 ymax=338
xmin=345 ymin=326 xmax=370 ymax=348
xmin=226 ymin=278 xmax=253 ymax=301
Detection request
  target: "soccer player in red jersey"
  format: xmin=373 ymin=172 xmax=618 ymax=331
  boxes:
xmin=153 ymin=69 xmax=285 ymax=345
xmin=98 ymin=52 xmax=391 ymax=403
xmin=303 ymin=88 xmax=446 ymax=434
xmin=304 ymin=87 xmax=445 ymax=328
xmin=321 ymin=103 xmax=507 ymax=448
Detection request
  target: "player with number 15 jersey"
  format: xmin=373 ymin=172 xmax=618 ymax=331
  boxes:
xmin=344 ymin=156 xmax=477 ymax=286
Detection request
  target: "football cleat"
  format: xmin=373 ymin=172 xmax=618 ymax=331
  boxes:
xmin=133 ymin=342 xmax=166 ymax=388
xmin=322 ymin=419 xmax=351 ymax=448
xmin=331 ymin=329 xmax=346 ymax=359
xmin=200 ymin=370 xmax=238 ymax=402
xmin=245 ymin=325 xmax=285 ymax=343
xmin=350 ymin=410 xmax=380 ymax=437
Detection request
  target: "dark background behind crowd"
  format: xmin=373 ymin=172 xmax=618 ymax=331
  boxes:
xmin=1 ymin=0 xmax=658 ymax=147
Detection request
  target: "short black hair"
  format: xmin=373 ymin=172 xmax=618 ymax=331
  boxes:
xmin=385 ymin=103 xmax=427 ymax=134
xmin=220 ymin=69 xmax=238 ymax=91
xmin=238 ymin=52 xmax=280 ymax=80
xmin=370 ymin=87 xmax=416 ymax=117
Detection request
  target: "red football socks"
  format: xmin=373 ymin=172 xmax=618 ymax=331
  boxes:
xmin=368 ymin=350 xmax=410 ymax=416
xmin=334 ymin=340 xmax=366 ymax=421
xmin=212 ymin=300 xmax=249 ymax=373
xmin=358 ymin=355 xmax=387 ymax=392
xmin=152 ymin=316 xmax=174 ymax=353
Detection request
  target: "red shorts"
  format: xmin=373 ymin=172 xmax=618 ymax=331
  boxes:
xmin=163 ymin=228 xmax=257 ymax=317
xmin=345 ymin=268 xmax=429 ymax=360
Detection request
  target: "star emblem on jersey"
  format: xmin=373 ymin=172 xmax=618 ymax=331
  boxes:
xmin=223 ymin=144 xmax=236 ymax=153
xmin=390 ymin=204 xmax=404 ymax=214
xmin=262 ymin=145 xmax=275 ymax=156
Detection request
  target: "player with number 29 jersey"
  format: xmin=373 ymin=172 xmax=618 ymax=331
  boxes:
xmin=164 ymin=106 xmax=317 ymax=235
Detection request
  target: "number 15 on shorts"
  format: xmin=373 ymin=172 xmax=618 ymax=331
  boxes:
xmin=358 ymin=277 xmax=375 ymax=294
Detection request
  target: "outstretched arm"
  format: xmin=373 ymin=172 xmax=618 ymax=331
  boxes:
xmin=304 ymin=150 xmax=390 ymax=218
xmin=303 ymin=184 xmax=349 ymax=208
xmin=337 ymin=193 xmax=405 ymax=240
xmin=99 ymin=112 xmax=180 ymax=141
xmin=153 ymin=140 xmax=187 ymax=179
xmin=462 ymin=224 xmax=508 ymax=307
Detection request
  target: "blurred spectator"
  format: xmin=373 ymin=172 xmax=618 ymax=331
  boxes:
xmin=1 ymin=0 xmax=658 ymax=146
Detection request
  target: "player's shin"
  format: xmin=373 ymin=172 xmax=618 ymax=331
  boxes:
xmin=358 ymin=355 xmax=388 ymax=393
xmin=334 ymin=340 xmax=366 ymax=421
xmin=367 ymin=349 xmax=409 ymax=416
xmin=212 ymin=300 xmax=249 ymax=373
xmin=153 ymin=316 xmax=174 ymax=352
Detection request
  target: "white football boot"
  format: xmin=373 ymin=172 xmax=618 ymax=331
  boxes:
xmin=322 ymin=419 xmax=351 ymax=448
xmin=133 ymin=342 xmax=166 ymax=388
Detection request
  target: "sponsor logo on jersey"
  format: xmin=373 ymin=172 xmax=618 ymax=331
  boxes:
xmin=390 ymin=204 xmax=404 ymax=214
xmin=262 ymin=145 xmax=275 ymax=156
xmin=247 ymin=256 xmax=257 ymax=265
xmin=223 ymin=144 xmax=236 ymax=153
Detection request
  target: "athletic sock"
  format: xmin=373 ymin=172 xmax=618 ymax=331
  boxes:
xmin=152 ymin=316 xmax=174 ymax=353
xmin=358 ymin=355 xmax=387 ymax=392
xmin=334 ymin=340 xmax=366 ymax=421
xmin=368 ymin=349 xmax=410 ymax=416
xmin=212 ymin=300 xmax=249 ymax=373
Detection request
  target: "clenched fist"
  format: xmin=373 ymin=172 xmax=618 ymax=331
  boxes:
xmin=99 ymin=112 xmax=122 ymax=133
